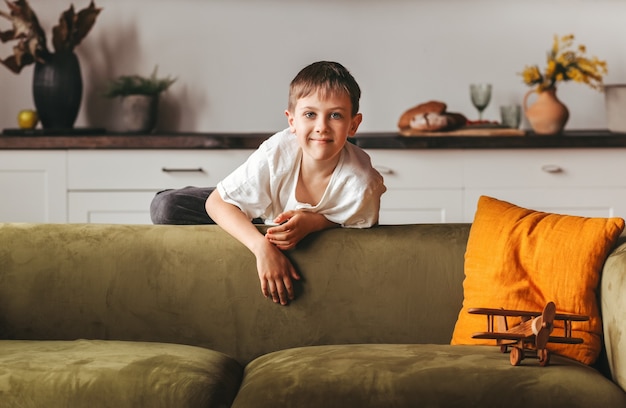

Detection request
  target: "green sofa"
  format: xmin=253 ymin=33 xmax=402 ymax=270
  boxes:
xmin=1 ymin=223 xmax=625 ymax=407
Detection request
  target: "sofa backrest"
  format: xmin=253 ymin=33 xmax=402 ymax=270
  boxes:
xmin=0 ymin=223 xmax=470 ymax=364
xmin=600 ymin=237 xmax=626 ymax=389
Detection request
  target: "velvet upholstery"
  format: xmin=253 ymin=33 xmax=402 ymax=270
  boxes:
xmin=233 ymin=344 xmax=626 ymax=408
xmin=0 ymin=223 xmax=469 ymax=364
xmin=0 ymin=340 xmax=242 ymax=408
xmin=601 ymin=236 xmax=626 ymax=392
xmin=0 ymin=223 xmax=625 ymax=407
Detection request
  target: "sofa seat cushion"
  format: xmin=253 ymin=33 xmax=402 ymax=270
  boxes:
xmin=0 ymin=339 xmax=243 ymax=408
xmin=232 ymin=344 xmax=626 ymax=408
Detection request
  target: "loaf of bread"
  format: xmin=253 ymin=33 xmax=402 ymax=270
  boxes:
xmin=398 ymin=101 xmax=467 ymax=132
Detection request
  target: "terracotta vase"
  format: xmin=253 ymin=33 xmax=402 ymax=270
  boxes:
xmin=523 ymin=88 xmax=569 ymax=135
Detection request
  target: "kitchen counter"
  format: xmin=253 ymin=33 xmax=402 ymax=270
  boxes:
xmin=0 ymin=131 xmax=269 ymax=150
xmin=1 ymin=129 xmax=626 ymax=150
xmin=355 ymin=129 xmax=626 ymax=149
xmin=3 ymin=128 xmax=626 ymax=225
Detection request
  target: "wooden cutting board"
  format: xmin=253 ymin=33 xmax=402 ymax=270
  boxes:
xmin=399 ymin=126 xmax=526 ymax=137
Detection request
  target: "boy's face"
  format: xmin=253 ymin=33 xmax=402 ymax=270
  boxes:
xmin=285 ymin=90 xmax=362 ymax=163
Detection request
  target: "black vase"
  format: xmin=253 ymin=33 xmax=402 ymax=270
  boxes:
xmin=32 ymin=51 xmax=83 ymax=129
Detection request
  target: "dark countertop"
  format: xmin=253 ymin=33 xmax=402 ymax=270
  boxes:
xmin=355 ymin=129 xmax=626 ymax=149
xmin=0 ymin=130 xmax=271 ymax=150
xmin=2 ymin=129 xmax=626 ymax=150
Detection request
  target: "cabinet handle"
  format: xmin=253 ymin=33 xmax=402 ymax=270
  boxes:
xmin=161 ymin=167 xmax=205 ymax=173
xmin=374 ymin=165 xmax=394 ymax=175
xmin=541 ymin=164 xmax=563 ymax=173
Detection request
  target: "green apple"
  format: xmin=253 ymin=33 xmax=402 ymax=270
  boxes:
xmin=17 ymin=109 xmax=39 ymax=129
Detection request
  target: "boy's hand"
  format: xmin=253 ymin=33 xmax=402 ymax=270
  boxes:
xmin=266 ymin=211 xmax=337 ymax=250
xmin=255 ymin=240 xmax=300 ymax=305
xmin=206 ymin=191 xmax=301 ymax=306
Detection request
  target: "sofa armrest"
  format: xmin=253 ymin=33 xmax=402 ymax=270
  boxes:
xmin=601 ymin=239 xmax=626 ymax=391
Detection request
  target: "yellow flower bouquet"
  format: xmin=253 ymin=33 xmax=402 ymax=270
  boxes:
xmin=520 ymin=34 xmax=607 ymax=93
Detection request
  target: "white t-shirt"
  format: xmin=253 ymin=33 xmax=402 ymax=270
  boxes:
xmin=216 ymin=128 xmax=386 ymax=228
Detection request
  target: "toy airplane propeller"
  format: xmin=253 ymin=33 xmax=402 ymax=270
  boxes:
xmin=469 ymin=301 xmax=589 ymax=366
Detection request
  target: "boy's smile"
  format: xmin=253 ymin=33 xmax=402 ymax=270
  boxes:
xmin=286 ymin=91 xmax=362 ymax=164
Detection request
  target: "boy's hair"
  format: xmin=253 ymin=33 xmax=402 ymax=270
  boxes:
xmin=288 ymin=61 xmax=361 ymax=117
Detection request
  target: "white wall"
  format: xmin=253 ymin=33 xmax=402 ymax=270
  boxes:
xmin=1 ymin=0 xmax=625 ymax=133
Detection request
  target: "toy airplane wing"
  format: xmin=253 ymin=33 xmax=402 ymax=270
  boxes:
xmin=468 ymin=307 xmax=589 ymax=322
xmin=468 ymin=302 xmax=589 ymax=366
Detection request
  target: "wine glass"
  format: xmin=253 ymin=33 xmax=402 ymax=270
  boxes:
xmin=470 ymin=83 xmax=492 ymax=120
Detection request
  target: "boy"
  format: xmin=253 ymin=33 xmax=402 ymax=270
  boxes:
xmin=206 ymin=61 xmax=386 ymax=306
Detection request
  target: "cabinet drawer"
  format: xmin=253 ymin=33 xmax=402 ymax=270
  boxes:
xmin=464 ymin=188 xmax=626 ymax=221
xmin=68 ymin=150 xmax=253 ymax=190
xmin=464 ymin=149 xmax=626 ymax=188
xmin=365 ymin=149 xmax=464 ymax=189
xmin=380 ymin=189 xmax=464 ymax=224
xmin=69 ymin=191 xmax=155 ymax=224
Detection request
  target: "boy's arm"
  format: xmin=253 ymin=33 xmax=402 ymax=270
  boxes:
xmin=265 ymin=211 xmax=339 ymax=250
xmin=205 ymin=190 xmax=300 ymax=305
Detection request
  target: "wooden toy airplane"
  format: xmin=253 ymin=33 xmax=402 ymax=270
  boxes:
xmin=468 ymin=301 xmax=589 ymax=366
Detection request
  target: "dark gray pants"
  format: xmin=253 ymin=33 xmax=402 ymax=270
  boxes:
xmin=150 ymin=186 xmax=263 ymax=225
xmin=150 ymin=186 xmax=216 ymax=225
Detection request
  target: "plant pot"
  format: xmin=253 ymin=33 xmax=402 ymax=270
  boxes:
xmin=32 ymin=51 xmax=83 ymax=129
xmin=523 ymin=88 xmax=569 ymax=135
xmin=120 ymin=94 xmax=158 ymax=133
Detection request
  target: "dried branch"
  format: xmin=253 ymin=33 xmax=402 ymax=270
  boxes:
xmin=0 ymin=0 xmax=101 ymax=74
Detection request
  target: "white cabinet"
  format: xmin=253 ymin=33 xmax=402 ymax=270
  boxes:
xmin=67 ymin=150 xmax=253 ymax=224
xmin=67 ymin=150 xmax=253 ymax=190
xmin=68 ymin=192 xmax=157 ymax=224
xmin=2 ymin=147 xmax=625 ymax=225
xmin=366 ymin=148 xmax=626 ymax=224
xmin=464 ymin=188 xmax=626 ymax=219
xmin=463 ymin=149 xmax=626 ymax=220
xmin=366 ymin=150 xmax=465 ymax=223
xmin=0 ymin=151 xmax=67 ymax=222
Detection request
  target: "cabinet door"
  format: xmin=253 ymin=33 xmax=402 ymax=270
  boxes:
xmin=366 ymin=149 xmax=465 ymax=223
xmin=68 ymin=150 xmax=253 ymax=190
xmin=68 ymin=191 xmax=156 ymax=224
xmin=463 ymin=149 xmax=626 ymax=221
xmin=0 ymin=151 xmax=67 ymax=222
xmin=379 ymin=189 xmax=464 ymax=224
xmin=465 ymin=188 xmax=626 ymax=221
xmin=67 ymin=150 xmax=253 ymax=224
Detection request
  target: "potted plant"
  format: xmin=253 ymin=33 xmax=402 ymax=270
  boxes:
xmin=103 ymin=66 xmax=176 ymax=133
xmin=519 ymin=34 xmax=607 ymax=135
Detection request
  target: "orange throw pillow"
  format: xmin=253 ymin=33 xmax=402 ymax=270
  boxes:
xmin=451 ymin=195 xmax=624 ymax=365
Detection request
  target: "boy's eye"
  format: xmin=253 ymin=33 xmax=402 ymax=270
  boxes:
xmin=304 ymin=112 xmax=316 ymax=119
xmin=330 ymin=112 xmax=343 ymax=119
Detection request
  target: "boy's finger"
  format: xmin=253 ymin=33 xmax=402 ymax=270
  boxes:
xmin=283 ymin=277 xmax=294 ymax=300
xmin=260 ymin=278 xmax=269 ymax=298
xmin=276 ymin=281 xmax=289 ymax=305
xmin=267 ymin=280 xmax=279 ymax=303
